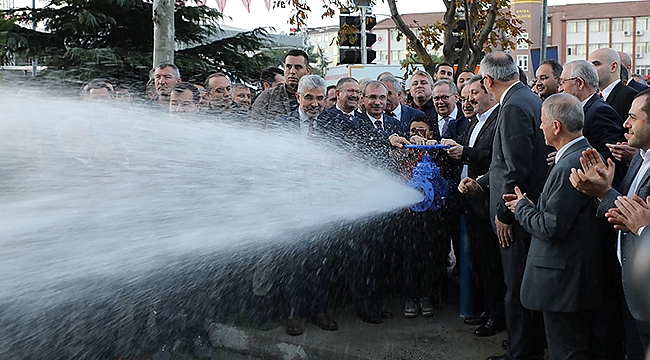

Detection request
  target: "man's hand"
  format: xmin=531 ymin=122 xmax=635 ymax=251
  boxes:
xmin=503 ymin=186 xmax=533 ymax=213
xmin=459 ymin=177 xmax=482 ymax=194
xmin=606 ymin=142 xmax=638 ymax=165
xmin=605 ymin=207 xmax=632 ymax=233
xmin=612 ymin=195 xmax=650 ymax=235
xmin=495 ymin=216 xmax=513 ymax=248
xmin=569 ymin=148 xmax=615 ymax=199
xmin=389 ymin=135 xmax=410 ymax=148
xmin=546 ymin=150 xmax=557 ymax=166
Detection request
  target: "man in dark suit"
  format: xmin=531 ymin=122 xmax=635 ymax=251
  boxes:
xmin=505 ymin=93 xmax=606 ymax=359
xmin=559 ymin=60 xmax=627 ymax=183
xmin=570 ymin=89 xmax=650 ymax=360
xmin=273 ymin=75 xmax=339 ymax=335
xmin=380 ymin=76 xmax=426 ymax=136
xmin=459 ymin=52 xmax=549 ymax=360
xmin=348 ymin=80 xmax=400 ymax=323
xmin=352 ymin=80 xmax=401 ymax=142
xmin=559 ymin=58 xmax=628 ymax=360
xmin=433 ymin=79 xmax=468 ymax=141
xmin=589 ymin=48 xmax=638 ymax=122
xmin=629 ymin=74 xmax=650 ymax=92
xmin=325 ymin=77 xmax=361 ymax=120
xmin=448 ymin=75 xmax=505 ymax=338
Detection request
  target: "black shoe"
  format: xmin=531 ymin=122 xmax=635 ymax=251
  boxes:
xmin=464 ymin=311 xmax=488 ymax=326
xmin=358 ymin=308 xmax=382 ymax=324
xmin=501 ymin=339 xmax=508 ymax=350
xmin=474 ymin=319 xmax=504 ymax=337
xmin=486 ymin=355 xmax=507 ymax=360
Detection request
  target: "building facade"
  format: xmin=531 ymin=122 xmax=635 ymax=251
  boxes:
xmin=307 ymin=0 xmax=650 ymax=79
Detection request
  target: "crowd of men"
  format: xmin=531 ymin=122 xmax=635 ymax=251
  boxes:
xmin=78 ymin=48 xmax=650 ymax=360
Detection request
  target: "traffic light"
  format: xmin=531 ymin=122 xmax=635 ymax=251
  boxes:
xmin=338 ymin=15 xmax=377 ymax=64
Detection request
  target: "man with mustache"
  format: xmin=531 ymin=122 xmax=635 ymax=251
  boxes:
xmin=252 ymin=49 xmax=311 ymax=124
xmin=273 ymin=75 xmax=341 ymax=335
xmin=148 ymin=63 xmax=181 ymax=109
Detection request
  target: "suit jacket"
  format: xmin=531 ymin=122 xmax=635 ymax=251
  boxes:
xmin=516 ymin=138 xmax=605 ymax=312
xmin=273 ymin=109 xmax=353 ymax=140
xmin=477 ymin=82 xmax=552 ymax=234
xmin=458 ymin=106 xmax=499 ymax=219
xmin=394 ymin=104 xmax=426 ymax=137
xmin=352 ymin=112 xmax=401 ymax=141
xmin=597 ymin=151 xmax=650 ymax=321
xmin=606 ymin=81 xmax=638 ymax=122
xmin=628 ymin=78 xmax=649 ymax=92
xmin=583 ymin=94 xmax=627 ymax=184
xmin=459 ymin=105 xmax=500 ymax=179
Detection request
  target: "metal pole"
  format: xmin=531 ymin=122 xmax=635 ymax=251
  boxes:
xmin=31 ymin=0 xmax=37 ymax=76
xmin=540 ymin=0 xmax=548 ymax=62
xmin=360 ymin=6 xmax=367 ymax=64
xmin=153 ymin=0 xmax=174 ymax=67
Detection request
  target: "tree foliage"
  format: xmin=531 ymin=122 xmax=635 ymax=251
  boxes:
xmin=271 ymin=0 xmax=529 ymax=76
xmin=3 ymin=0 xmax=275 ymax=85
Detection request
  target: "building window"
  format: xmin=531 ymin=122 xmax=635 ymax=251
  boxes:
xmin=390 ymin=29 xmax=401 ymax=42
xmin=517 ymin=55 xmax=528 ymax=71
xmin=589 ymin=43 xmax=608 ymax=54
xmin=638 ymin=42 xmax=650 ymax=54
xmin=391 ymin=50 xmax=400 ymax=61
xmin=589 ymin=19 xmax=609 ymax=33
xmin=517 ymin=33 xmax=529 ymax=50
xmin=547 ymin=22 xmax=552 ymax=37
xmin=637 ymin=17 xmax=650 ymax=31
xmin=636 ymin=66 xmax=650 ymax=76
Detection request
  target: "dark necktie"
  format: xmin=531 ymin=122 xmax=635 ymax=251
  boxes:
xmin=441 ymin=116 xmax=451 ymax=137
xmin=308 ymin=119 xmax=314 ymax=135
xmin=374 ymin=120 xmax=383 ymax=131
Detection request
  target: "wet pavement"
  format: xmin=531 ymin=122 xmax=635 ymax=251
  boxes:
xmin=199 ymin=297 xmax=506 ymax=360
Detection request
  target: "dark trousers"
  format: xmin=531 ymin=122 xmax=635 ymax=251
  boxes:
xmin=466 ymin=212 xmax=505 ymax=322
xmin=500 ymin=232 xmax=545 ymax=360
xmin=283 ymin=247 xmax=330 ymax=318
xmin=396 ymin=210 xmax=449 ymax=300
xmin=543 ymin=309 xmax=596 ymax=360
xmin=623 ymin=295 xmax=650 ymax=360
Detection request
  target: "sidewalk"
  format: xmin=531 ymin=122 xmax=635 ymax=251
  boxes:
xmin=206 ymin=299 xmax=506 ymax=360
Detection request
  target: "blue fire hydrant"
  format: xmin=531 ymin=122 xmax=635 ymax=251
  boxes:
xmin=403 ymin=145 xmax=449 ymax=212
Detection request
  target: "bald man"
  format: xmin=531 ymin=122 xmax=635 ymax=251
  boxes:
xmin=589 ymin=48 xmax=638 ymax=121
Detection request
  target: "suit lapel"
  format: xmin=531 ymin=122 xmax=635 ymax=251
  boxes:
xmin=476 ymin=105 xmax=499 ymax=140
xmin=621 ymin=152 xmax=644 ymax=194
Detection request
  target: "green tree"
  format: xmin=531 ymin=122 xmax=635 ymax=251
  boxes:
xmin=3 ymin=0 xmax=274 ymax=84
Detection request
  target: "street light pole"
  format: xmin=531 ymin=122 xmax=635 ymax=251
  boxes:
xmin=31 ymin=0 xmax=37 ymax=76
xmin=360 ymin=5 xmax=367 ymax=64
xmin=540 ymin=0 xmax=548 ymax=62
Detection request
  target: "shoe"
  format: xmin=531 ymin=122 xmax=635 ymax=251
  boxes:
xmin=474 ymin=319 xmax=504 ymax=337
xmin=358 ymin=308 xmax=382 ymax=324
xmin=464 ymin=311 xmax=488 ymax=326
xmin=285 ymin=317 xmax=305 ymax=336
xmin=310 ymin=313 xmax=339 ymax=331
xmin=501 ymin=339 xmax=508 ymax=350
xmin=486 ymin=355 xmax=507 ymax=360
xmin=192 ymin=336 xmax=213 ymax=359
xmin=151 ymin=343 xmax=172 ymax=360
xmin=404 ymin=299 xmax=418 ymax=318
xmin=419 ymin=297 xmax=434 ymax=317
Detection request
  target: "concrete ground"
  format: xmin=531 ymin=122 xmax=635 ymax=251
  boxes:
xmin=199 ymin=298 xmax=507 ymax=360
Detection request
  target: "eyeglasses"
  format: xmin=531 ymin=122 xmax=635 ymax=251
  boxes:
xmin=433 ymin=94 xmax=452 ymax=102
xmin=557 ymin=77 xmax=579 ymax=86
xmin=345 ymin=89 xmax=361 ymax=95
xmin=480 ymin=75 xmax=492 ymax=86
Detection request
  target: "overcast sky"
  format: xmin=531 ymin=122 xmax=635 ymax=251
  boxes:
xmin=12 ymin=0 xmax=638 ymax=33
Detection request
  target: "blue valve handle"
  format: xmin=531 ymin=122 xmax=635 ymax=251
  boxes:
xmin=403 ymin=144 xmax=451 ymax=150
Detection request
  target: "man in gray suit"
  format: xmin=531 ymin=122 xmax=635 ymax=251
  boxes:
xmin=505 ymin=93 xmax=606 ymax=359
xmin=459 ymin=52 xmax=549 ymax=360
xmin=570 ymin=89 xmax=650 ymax=360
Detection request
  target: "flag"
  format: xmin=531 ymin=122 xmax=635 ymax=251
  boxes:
xmin=241 ymin=0 xmax=251 ymax=13
xmin=216 ymin=0 xmax=227 ymax=12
